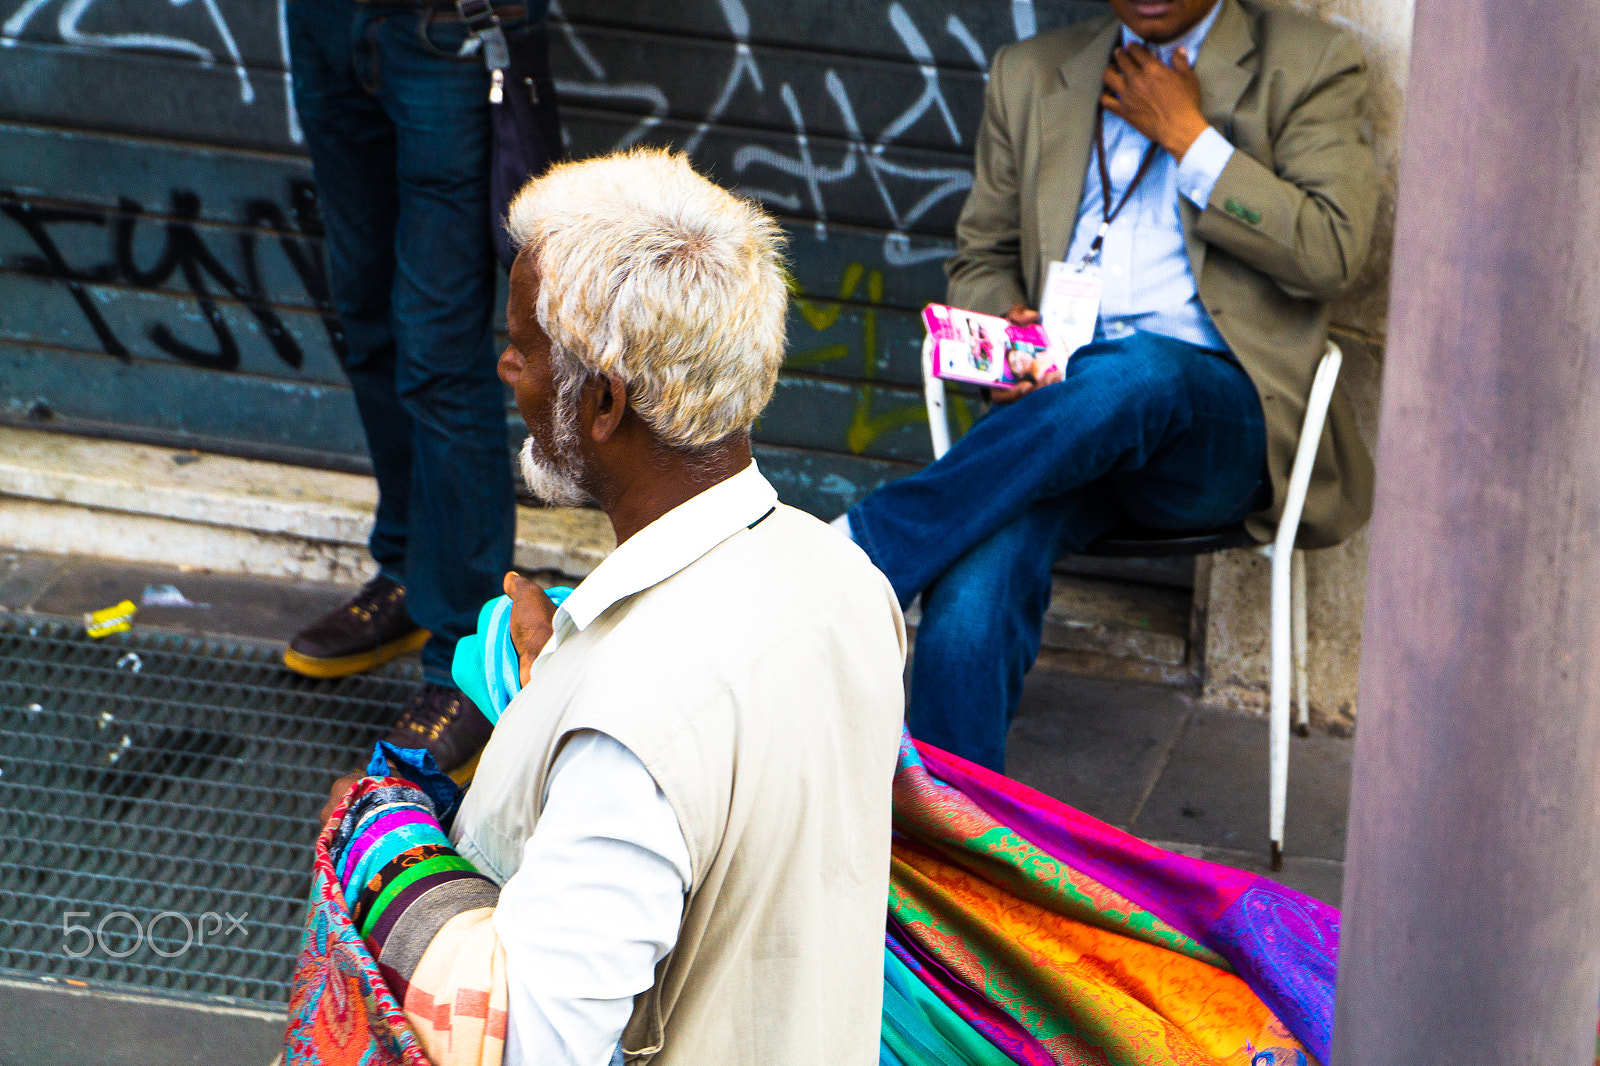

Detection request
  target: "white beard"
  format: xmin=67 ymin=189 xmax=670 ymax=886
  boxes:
xmin=518 ymin=408 xmax=591 ymax=507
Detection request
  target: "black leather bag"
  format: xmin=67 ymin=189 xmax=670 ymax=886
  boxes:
xmin=457 ymin=1 xmax=565 ymax=270
xmin=488 ymin=21 xmax=563 ymax=270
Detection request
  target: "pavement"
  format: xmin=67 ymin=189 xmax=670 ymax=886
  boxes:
xmin=1006 ymin=670 xmax=1350 ymax=905
xmin=0 ymin=548 xmax=1354 ymax=1064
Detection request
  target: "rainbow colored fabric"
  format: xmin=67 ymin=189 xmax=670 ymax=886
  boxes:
xmin=286 ymin=733 xmax=1337 ymax=1066
xmin=286 ymin=779 xmax=436 ymax=1066
xmin=286 ymin=777 xmax=505 ymax=1066
xmin=287 ymin=590 xmax=1343 ymax=1065
xmin=886 ymin=733 xmax=1335 ymax=1066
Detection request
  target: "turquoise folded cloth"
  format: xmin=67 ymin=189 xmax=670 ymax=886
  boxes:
xmin=451 ymin=586 xmax=572 ymax=724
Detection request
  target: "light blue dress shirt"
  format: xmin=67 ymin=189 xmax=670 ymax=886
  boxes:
xmin=1061 ymin=0 xmax=1235 ymax=352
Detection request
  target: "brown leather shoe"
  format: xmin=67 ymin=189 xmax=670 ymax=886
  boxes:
xmin=385 ymin=683 xmax=493 ymax=784
xmin=283 ymin=575 xmax=429 ymax=679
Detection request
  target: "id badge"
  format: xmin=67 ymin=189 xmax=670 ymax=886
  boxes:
xmin=1040 ymin=260 xmax=1102 ymax=359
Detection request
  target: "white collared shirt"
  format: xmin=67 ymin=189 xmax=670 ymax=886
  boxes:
xmin=494 ymin=464 xmax=776 ymax=1066
xmin=496 ymin=730 xmax=688 ymax=1066
xmin=457 ymin=458 xmax=905 ymax=1063
xmin=542 ymin=462 xmax=777 ymax=643
xmin=1063 ymin=0 xmax=1237 ymax=350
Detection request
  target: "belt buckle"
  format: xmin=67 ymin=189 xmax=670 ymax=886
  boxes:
xmin=455 ymin=0 xmax=498 ymax=31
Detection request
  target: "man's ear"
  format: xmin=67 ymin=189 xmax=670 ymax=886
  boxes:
xmin=586 ymin=374 xmax=630 ymax=444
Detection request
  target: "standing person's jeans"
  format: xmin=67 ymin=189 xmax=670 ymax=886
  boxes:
xmin=847 ymin=332 xmax=1268 ymax=771
xmin=287 ymin=0 xmax=530 ymax=684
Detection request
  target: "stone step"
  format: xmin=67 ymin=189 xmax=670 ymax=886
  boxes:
xmin=905 ymin=570 xmax=1193 ymax=682
xmin=0 ymin=425 xmax=614 ymax=585
xmin=1 ymin=425 xmax=1195 ymax=679
xmin=1043 ymin=573 xmax=1190 ymax=666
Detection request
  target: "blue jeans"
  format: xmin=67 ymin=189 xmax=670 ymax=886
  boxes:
xmin=288 ymin=0 xmax=530 ymax=683
xmin=848 ymin=332 xmax=1267 ymax=771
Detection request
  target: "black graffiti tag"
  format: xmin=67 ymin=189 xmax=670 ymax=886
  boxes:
xmin=240 ymin=180 xmax=347 ymax=364
xmin=0 ymin=181 xmax=344 ymax=371
xmin=0 ymin=196 xmax=128 ymax=360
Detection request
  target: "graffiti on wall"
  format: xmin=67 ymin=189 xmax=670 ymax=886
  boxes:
xmin=540 ymin=0 xmax=1029 ymax=453
xmin=787 ymin=261 xmax=975 ymax=455
xmin=553 ymin=0 xmax=1017 ymax=266
xmin=1 ymin=0 xmax=1044 ymax=255
xmin=0 ymin=0 xmax=1075 ymax=475
xmin=0 ymin=180 xmax=341 ymax=371
xmin=2 ymin=0 xmax=303 ymax=142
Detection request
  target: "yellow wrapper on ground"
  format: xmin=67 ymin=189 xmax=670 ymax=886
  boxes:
xmin=85 ymin=600 xmax=136 ymax=638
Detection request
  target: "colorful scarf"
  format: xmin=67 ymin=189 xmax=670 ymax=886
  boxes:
xmin=286 ymin=594 xmax=1342 ymax=1066
xmin=888 ymin=734 xmax=1329 ymax=1066
xmin=285 ymin=775 xmax=505 ymax=1066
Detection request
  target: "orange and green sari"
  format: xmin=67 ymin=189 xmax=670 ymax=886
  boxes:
xmin=885 ymin=733 xmax=1333 ymax=1066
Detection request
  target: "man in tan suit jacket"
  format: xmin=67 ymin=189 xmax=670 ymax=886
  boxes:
xmin=838 ymin=0 xmax=1378 ymax=771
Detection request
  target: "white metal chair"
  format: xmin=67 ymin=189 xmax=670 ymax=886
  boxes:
xmin=922 ymin=341 xmax=1345 ymax=870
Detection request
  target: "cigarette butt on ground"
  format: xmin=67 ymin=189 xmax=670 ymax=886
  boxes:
xmin=85 ymin=600 xmax=137 ymax=639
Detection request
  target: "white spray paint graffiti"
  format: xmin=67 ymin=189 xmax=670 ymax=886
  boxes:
xmin=276 ymin=0 xmax=301 ymax=145
xmin=548 ymin=0 xmax=668 ymax=150
xmin=734 ymin=2 xmax=977 ymax=266
xmin=881 ymin=3 xmax=961 ymax=146
xmin=944 ymin=14 xmax=988 ymax=73
xmin=734 ymin=67 xmax=971 ymax=268
xmin=552 ymin=0 xmax=1003 ymax=268
xmin=4 ymin=0 xmax=1044 ymax=267
xmin=680 ymin=0 xmax=763 ymax=157
xmin=1012 ymin=0 xmax=1037 ymax=41
xmin=2 ymin=0 xmax=305 ymax=143
xmin=6 ymin=0 xmax=254 ymax=103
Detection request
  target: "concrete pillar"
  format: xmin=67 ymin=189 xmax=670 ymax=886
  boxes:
xmin=1333 ymin=0 xmax=1600 ymax=1060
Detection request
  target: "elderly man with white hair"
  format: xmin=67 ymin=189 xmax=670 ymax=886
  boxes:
xmin=448 ymin=148 xmax=907 ymax=1065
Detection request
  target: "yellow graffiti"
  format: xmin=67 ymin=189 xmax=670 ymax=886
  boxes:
xmin=845 ymin=266 xmax=926 ymax=455
xmin=785 ymin=260 xmax=955 ymax=457
xmin=788 ymin=262 xmax=860 ymax=334
xmin=947 ymin=389 xmax=975 ymax=437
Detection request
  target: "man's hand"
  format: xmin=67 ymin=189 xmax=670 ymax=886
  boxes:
xmin=1005 ymin=304 xmax=1041 ymax=329
xmin=504 ymin=571 xmax=558 ymax=686
xmin=988 ymin=304 xmax=1066 ymax=405
xmin=1102 ymin=45 xmax=1211 ymax=160
xmin=318 ymin=771 xmax=364 ymax=832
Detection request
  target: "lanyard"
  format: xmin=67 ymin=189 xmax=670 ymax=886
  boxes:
xmin=1084 ymin=105 xmax=1161 ymax=264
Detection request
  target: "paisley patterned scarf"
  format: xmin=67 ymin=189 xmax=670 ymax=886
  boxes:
xmin=285 ymin=594 xmax=1342 ymax=1066
xmin=284 ymin=775 xmax=504 ymax=1066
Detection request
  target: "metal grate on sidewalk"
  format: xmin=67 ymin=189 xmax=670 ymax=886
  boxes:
xmin=0 ymin=611 xmax=420 ymax=1009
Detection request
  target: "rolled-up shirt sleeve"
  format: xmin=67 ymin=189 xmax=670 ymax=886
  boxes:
xmin=494 ymin=729 xmax=692 ymax=1066
xmin=1175 ymin=126 xmax=1236 ymax=210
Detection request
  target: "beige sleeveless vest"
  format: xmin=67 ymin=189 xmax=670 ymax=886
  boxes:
xmin=452 ymin=502 xmax=907 ymax=1065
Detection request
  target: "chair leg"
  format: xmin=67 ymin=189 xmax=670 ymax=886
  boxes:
xmin=1292 ymin=549 xmax=1311 ymax=738
xmin=922 ymin=339 xmax=952 ymax=460
xmin=1264 ymin=341 xmax=1342 ymax=873
xmin=1269 ymin=541 xmax=1291 ymax=872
